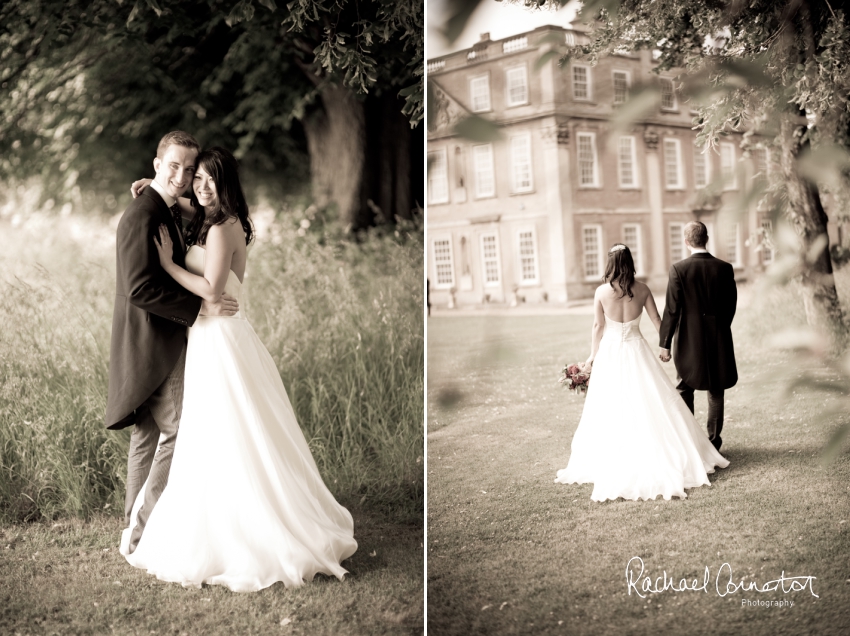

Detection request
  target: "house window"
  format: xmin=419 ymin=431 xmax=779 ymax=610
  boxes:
xmin=577 ymin=132 xmax=599 ymax=187
xmin=660 ymin=78 xmax=676 ymax=110
xmin=694 ymin=143 xmax=710 ymax=189
xmin=720 ymin=142 xmax=737 ymax=190
xmin=669 ymin=223 xmax=686 ymax=263
xmin=506 ymin=66 xmax=528 ymax=107
xmin=473 ymin=144 xmax=495 ymax=198
xmin=470 ymin=75 xmax=491 ymax=112
xmin=726 ymin=223 xmax=741 ymax=266
xmin=582 ymin=225 xmax=603 ymax=279
xmin=752 ymin=147 xmax=769 ymax=187
xmin=572 ymin=65 xmax=591 ymax=100
xmin=517 ymin=230 xmax=539 ymax=284
xmin=613 ymin=70 xmax=630 ymax=105
xmin=432 ymin=238 xmax=455 ymax=288
xmin=761 ymin=218 xmax=774 ymax=264
xmin=427 ymin=149 xmax=449 ymax=204
xmin=480 ymin=233 xmax=501 ymax=285
xmin=618 ymin=136 xmax=638 ymax=188
xmin=622 ymin=223 xmax=643 ymax=275
xmin=663 ymin=138 xmax=684 ymax=189
xmin=511 ymin=133 xmax=533 ymax=193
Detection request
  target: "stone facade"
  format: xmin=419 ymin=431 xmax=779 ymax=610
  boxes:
xmin=427 ymin=25 xmax=777 ymax=308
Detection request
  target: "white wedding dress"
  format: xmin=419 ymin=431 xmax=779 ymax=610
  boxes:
xmin=554 ymin=315 xmax=729 ymax=501
xmin=120 ymin=246 xmax=357 ymax=591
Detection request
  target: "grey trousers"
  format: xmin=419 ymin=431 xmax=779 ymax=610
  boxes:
xmin=124 ymin=344 xmax=186 ymax=553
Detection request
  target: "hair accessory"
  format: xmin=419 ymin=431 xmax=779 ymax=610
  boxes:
xmin=609 ymin=244 xmax=627 ymax=253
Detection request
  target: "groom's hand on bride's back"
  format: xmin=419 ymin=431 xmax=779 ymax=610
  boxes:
xmin=200 ymin=294 xmax=239 ymax=316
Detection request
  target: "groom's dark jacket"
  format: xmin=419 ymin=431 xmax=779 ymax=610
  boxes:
xmin=659 ymin=252 xmax=738 ymax=391
xmin=104 ymin=187 xmax=201 ymax=430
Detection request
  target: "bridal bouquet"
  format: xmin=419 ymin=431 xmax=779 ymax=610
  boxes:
xmin=559 ymin=363 xmax=590 ymax=394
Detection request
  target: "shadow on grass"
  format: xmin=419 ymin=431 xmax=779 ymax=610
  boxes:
xmin=718 ymin=445 xmax=822 ymax=474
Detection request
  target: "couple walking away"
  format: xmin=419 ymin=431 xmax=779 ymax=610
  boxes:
xmin=104 ymin=131 xmax=356 ymax=592
xmin=556 ymin=222 xmax=736 ymax=502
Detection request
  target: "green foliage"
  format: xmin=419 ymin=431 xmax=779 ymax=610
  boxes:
xmin=0 ymin=213 xmax=423 ymax=523
xmin=0 ymin=0 xmax=423 ymax=209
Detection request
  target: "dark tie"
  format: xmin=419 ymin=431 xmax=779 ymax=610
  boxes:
xmin=170 ymin=203 xmax=185 ymax=246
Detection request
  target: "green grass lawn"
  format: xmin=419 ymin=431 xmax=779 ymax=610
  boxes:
xmin=0 ymin=510 xmax=422 ymax=635
xmin=427 ymin=308 xmax=850 ymax=636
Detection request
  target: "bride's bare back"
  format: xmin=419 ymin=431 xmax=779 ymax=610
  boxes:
xmin=597 ymin=281 xmax=657 ymax=323
xmin=585 ymin=280 xmax=663 ymax=366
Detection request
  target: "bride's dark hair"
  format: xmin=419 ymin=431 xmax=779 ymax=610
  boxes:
xmin=185 ymin=147 xmax=253 ymax=247
xmin=604 ymin=243 xmax=636 ymax=299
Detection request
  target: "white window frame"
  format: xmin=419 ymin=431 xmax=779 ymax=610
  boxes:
xmin=572 ymin=64 xmax=592 ymax=101
xmin=516 ymin=228 xmax=540 ymax=286
xmin=581 ymin=224 xmax=604 ymax=280
xmin=473 ymin=144 xmax=495 ymax=198
xmin=668 ymin=222 xmax=687 ymax=264
xmin=663 ymin=138 xmax=684 ymax=190
xmin=617 ymin=135 xmax=639 ymax=188
xmin=693 ymin=142 xmax=711 ymax=189
xmin=431 ymin=236 xmax=456 ymax=289
xmin=479 ymin=232 xmax=502 ymax=287
xmin=427 ymin=148 xmax=449 ymax=204
xmin=725 ymin=222 xmax=742 ymax=267
xmin=760 ymin=218 xmax=775 ymax=265
xmin=752 ymin=146 xmax=770 ymax=186
xmin=469 ymin=74 xmax=491 ymax=113
xmin=510 ymin=133 xmax=533 ymax=193
xmin=612 ymin=69 xmax=630 ymax=105
xmin=622 ymin=223 xmax=643 ymax=276
xmin=505 ymin=65 xmax=529 ymax=107
xmin=577 ymin=132 xmax=600 ymax=188
xmin=720 ymin=142 xmax=738 ymax=190
xmin=660 ymin=77 xmax=677 ymax=111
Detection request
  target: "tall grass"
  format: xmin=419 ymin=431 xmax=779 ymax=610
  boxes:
xmin=0 ymin=213 xmax=423 ymax=523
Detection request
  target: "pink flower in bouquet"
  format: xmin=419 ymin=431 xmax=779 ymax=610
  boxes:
xmin=559 ymin=362 xmax=591 ymax=394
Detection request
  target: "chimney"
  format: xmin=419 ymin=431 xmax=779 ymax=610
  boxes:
xmin=479 ymin=32 xmax=490 ymax=42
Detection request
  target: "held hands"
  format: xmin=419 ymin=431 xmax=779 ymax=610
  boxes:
xmin=131 ymin=178 xmax=153 ymax=198
xmin=200 ymin=294 xmax=239 ymax=317
xmin=659 ymin=348 xmax=671 ymax=363
xmin=584 ymin=357 xmax=594 ymax=370
xmin=154 ymin=225 xmax=175 ymax=270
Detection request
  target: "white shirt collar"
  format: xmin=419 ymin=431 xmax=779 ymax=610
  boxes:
xmin=688 ymin=247 xmax=709 ymax=255
xmin=149 ymin=179 xmax=176 ymax=209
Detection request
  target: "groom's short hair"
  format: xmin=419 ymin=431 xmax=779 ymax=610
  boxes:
xmin=156 ymin=131 xmax=200 ymax=158
xmin=684 ymin=221 xmax=708 ymax=248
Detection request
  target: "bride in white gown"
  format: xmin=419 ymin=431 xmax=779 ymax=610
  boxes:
xmin=119 ymin=147 xmax=357 ymax=591
xmin=555 ymin=243 xmax=728 ymax=502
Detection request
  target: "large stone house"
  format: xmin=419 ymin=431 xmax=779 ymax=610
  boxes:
xmin=427 ymin=24 xmax=776 ymax=307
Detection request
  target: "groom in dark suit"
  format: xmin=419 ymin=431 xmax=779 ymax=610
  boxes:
xmin=104 ymin=131 xmax=237 ymax=553
xmin=659 ymin=221 xmax=737 ymax=450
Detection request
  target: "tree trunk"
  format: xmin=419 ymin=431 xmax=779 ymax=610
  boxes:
xmin=780 ymin=115 xmax=847 ymax=347
xmin=302 ymin=85 xmax=422 ymax=229
xmin=302 ymin=84 xmax=367 ymax=229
